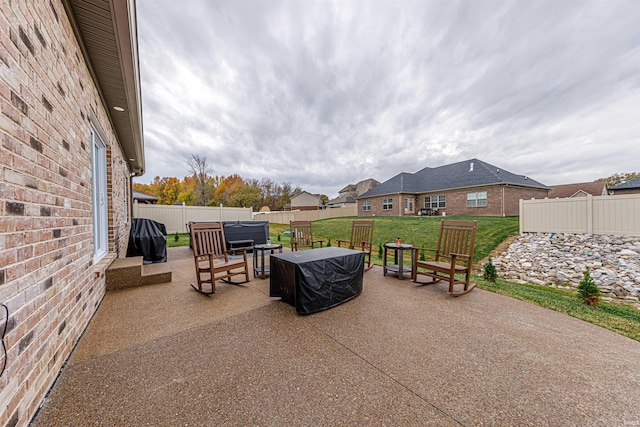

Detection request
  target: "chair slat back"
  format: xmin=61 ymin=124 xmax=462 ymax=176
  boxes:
xmin=436 ymin=220 xmax=477 ymax=263
xmin=290 ymin=221 xmax=314 ymax=250
xmin=351 ymin=220 xmax=374 ymax=250
xmin=190 ymin=222 xmax=227 ymax=259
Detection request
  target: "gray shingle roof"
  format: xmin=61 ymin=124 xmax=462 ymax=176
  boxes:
xmin=358 ymin=159 xmax=547 ymax=198
xmin=611 ymin=177 xmax=640 ymax=190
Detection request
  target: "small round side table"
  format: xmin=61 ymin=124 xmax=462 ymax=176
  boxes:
xmin=253 ymin=243 xmax=283 ymax=279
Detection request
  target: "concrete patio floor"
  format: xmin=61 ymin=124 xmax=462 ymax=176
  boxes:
xmin=31 ymin=247 xmax=640 ymax=426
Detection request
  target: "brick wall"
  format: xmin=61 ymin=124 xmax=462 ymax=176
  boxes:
xmin=0 ymin=2 xmax=131 ymax=426
xmin=358 ymin=185 xmax=549 ymax=217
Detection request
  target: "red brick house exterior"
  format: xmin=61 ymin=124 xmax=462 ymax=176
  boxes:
xmin=358 ymin=159 xmax=548 ymax=217
xmin=0 ymin=1 xmax=144 ymax=425
xmin=610 ymin=177 xmax=640 ymax=195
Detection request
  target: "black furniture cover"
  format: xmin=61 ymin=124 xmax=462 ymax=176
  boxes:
xmin=127 ymin=218 xmax=167 ymax=264
xmin=222 ymin=220 xmax=269 ymax=248
xmin=270 ymin=247 xmax=364 ymax=314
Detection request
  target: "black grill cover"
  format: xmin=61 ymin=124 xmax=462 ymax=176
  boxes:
xmin=270 ymin=247 xmax=364 ymax=314
xmin=127 ymin=218 xmax=167 ymax=264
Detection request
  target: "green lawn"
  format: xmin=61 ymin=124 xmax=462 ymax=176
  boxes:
xmin=171 ymin=217 xmax=640 ymax=342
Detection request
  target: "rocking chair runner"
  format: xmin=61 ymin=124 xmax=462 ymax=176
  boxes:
xmin=411 ymin=220 xmax=477 ymax=296
xmin=290 ymin=220 xmax=324 ymax=251
xmin=337 ymin=220 xmax=375 ymax=270
xmin=189 ymin=222 xmax=250 ymax=295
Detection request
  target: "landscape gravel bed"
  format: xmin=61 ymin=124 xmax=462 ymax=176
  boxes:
xmin=493 ymin=233 xmax=640 ymax=304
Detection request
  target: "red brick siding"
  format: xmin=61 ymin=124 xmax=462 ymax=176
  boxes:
xmin=613 ymin=188 xmax=640 ymax=195
xmin=0 ymin=2 xmax=132 ymax=425
xmin=358 ymin=185 xmax=549 ymax=217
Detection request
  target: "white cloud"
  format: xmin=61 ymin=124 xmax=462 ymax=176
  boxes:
xmin=136 ymin=0 xmax=640 ymax=197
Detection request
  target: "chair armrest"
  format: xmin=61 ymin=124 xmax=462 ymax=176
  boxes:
xmin=228 ymin=247 xmax=249 ymax=255
xmin=336 ymin=239 xmax=350 ymax=248
xmin=449 ymin=252 xmax=471 ymax=264
xmin=411 ymin=247 xmax=437 ymax=253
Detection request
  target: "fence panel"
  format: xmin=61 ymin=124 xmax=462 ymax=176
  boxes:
xmin=133 ymin=204 xmax=358 ymax=232
xmin=520 ymin=194 xmax=640 ymax=235
xmin=252 ymin=207 xmax=358 ymax=224
xmin=133 ymin=203 xmax=252 ymax=233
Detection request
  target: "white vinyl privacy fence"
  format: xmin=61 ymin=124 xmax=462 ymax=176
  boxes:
xmin=132 ymin=203 xmax=358 ymax=233
xmin=520 ymin=194 xmax=640 ymax=235
xmin=133 ymin=202 xmax=252 ymax=233
xmin=252 ymin=207 xmax=358 ymax=223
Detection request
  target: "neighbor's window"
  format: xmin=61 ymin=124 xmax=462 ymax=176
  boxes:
xmin=382 ymin=198 xmax=393 ymax=210
xmin=424 ymin=195 xmax=446 ymax=209
xmin=362 ymin=200 xmax=371 ymax=211
xmin=467 ymin=191 xmax=487 ymax=207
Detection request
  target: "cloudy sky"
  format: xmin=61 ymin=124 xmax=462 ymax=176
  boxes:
xmin=135 ymin=0 xmax=640 ymax=198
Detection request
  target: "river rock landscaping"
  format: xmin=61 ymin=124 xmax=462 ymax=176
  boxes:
xmin=493 ymin=233 xmax=640 ymax=305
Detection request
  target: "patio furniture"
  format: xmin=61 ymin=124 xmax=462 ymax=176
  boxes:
xmin=337 ymin=220 xmax=375 ymax=271
xmin=411 ymin=220 xmax=477 ymax=296
xmin=290 ymin=220 xmax=324 ymax=251
xmin=383 ymin=242 xmax=414 ymax=279
xmin=253 ymin=243 xmax=283 ymax=279
xmin=269 ymin=247 xmax=364 ymax=314
xmin=189 ymin=222 xmax=250 ymax=295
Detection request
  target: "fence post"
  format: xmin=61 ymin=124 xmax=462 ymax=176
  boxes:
xmin=181 ymin=202 xmax=186 ymax=233
xmin=519 ymin=199 xmax=524 ymax=234
xmin=586 ymin=194 xmax=593 ymax=234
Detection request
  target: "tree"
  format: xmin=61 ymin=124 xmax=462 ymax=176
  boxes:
xmin=597 ymin=172 xmax=640 ymax=188
xmin=213 ymin=174 xmax=244 ymax=206
xmin=186 ymin=154 xmax=215 ymax=206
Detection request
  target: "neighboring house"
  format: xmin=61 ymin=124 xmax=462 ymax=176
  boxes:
xmin=548 ymin=181 xmax=608 ymax=198
xmin=0 ymin=2 xmax=144 ymax=426
xmin=326 ymin=178 xmax=380 ymax=208
xmin=357 ymin=159 xmax=548 ymax=217
xmin=290 ymin=191 xmax=324 ymax=211
xmin=610 ymin=177 xmax=640 ymax=195
xmin=133 ymin=190 xmax=159 ymax=204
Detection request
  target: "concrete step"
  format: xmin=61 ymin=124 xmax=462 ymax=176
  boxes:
xmin=106 ymin=256 xmax=172 ymax=291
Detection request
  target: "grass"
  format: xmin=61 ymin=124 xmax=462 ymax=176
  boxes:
xmin=171 ymin=217 xmax=640 ymax=342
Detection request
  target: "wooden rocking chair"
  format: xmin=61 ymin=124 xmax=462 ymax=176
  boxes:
xmin=189 ymin=222 xmax=250 ymax=295
xmin=411 ymin=220 xmax=477 ymax=296
xmin=290 ymin=220 xmax=324 ymax=251
xmin=337 ymin=220 xmax=375 ymax=270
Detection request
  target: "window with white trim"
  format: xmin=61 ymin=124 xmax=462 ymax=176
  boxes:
xmin=424 ymin=195 xmax=446 ymax=209
xmin=91 ymin=126 xmax=108 ymax=261
xmin=123 ymin=166 xmax=129 ymax=223
xmin=362 ymin=200 xmax=371 ymax=211
xmin=466 ymin=191 xmax=487 ymax=207
xmin=382 ymin=198 xmax=393 ymax=210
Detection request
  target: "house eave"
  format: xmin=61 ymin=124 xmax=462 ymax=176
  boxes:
xmin=63 ymin=0 xmax=145 ymax=176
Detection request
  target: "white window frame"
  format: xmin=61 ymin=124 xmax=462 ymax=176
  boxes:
xmin=382 ymin=198 xmax=393 ymax=210
xmin=362 ymin=200 xmax=371 ymax=211
xmin=91 ymin=125 xmax=108 ymax=262
xmin=424 ymin=195 xmax=446 ymax=209
xmin=467 ymin=191 xmax=487 ymax=207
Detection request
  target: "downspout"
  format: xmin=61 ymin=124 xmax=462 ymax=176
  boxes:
xmin=502 ymin=184 xmax=505 ymax=217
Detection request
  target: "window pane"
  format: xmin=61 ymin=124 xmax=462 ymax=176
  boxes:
xmin=467 ymin=192 xmax=475 ymax=200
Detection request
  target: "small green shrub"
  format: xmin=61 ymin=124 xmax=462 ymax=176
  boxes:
xmin=483 ymin=257 xmax=497 ymax=282
xmin=578 ymin=268 xmax=600 ymax=306
xmin=378 ymin=243 xmax=383 ymax=258
xmin=277 ymin=233 xmax=281 ymax=242
xmin=326 ymin=238 xmax=332 ymax=247
xmin=174 ymin=232 xmax=180 ymax=242
xmin=419 ymin=250 xmax=426 ymax=261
